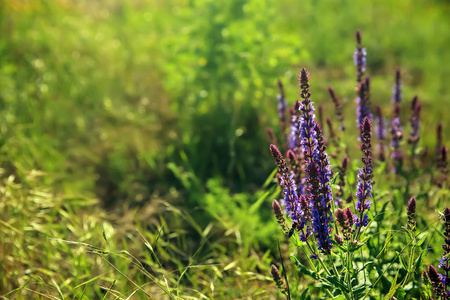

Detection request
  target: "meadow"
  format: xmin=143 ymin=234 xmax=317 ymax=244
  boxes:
xmin=1 ymin=0 xmax=450 ymax=299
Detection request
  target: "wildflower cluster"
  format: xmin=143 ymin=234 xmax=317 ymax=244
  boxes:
xmin=267 ymin=30 xmax=448 ymax=299
xmin=270 ymin=68 xmax=335 ymax=256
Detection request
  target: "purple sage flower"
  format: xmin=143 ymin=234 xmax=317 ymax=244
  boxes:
xmin=354 ymin=30 xmax=367 ymax=83
xmin=356 ymin=80 xmax=373 ymax=133
xmin=437 ymin=122 xmax=443 ymax=157
xmin=271 ymin=264 xmax=287 ymax=293
xmin=427 ymin=265 xmax=447 ymax=298
xmin=375 ymin=105 xmax=387 ymax=141
xmin=441 ymin=207 xmax=450 ymax=259
xmin=355 ymin=117 xmax=373 ymax=227
xmin=406 ymin=197 xmax=416 ymax=232
xmin=391 ymin=69 xmax=402 ymax=104
xmin=354 ymin=30 xmax=372 ymax=133
xmin=326 ymin=117 xmax=336 ymax=141
xmin=427 ymin=208 xmax=450 ymax=299
xmin=389 ymin=105 xmax=403 ymax=173
xmin=277 ymin=79 xmax=287 ymax=126
xmin=336 ymin=207 xmax=355 ymax=241
xmin=328 ymin=86 xmax=345 ymax=131
xmin=408 ymin=96 xmax=421 ymax=157
xmin=298 ymin=68 xmax=333 ymax=254
xmin=375 ymin=105 xmax=387 ymax=161
xmin=287 ymin=150 xmax=305 ymax=198
xmin=335 ymin=157 xmax=349 ymax=206
xmin=269 ymin=144 xmax=301 ymax=225
xmin=272 ymin=199 xmax=287 ymax=232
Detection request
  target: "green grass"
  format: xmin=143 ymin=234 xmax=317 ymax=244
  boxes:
xmin=1 ymin=0 xmax=450 ymax=298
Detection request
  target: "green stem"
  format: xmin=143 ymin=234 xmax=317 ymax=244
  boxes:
xmin=402 ymin=231 xmax=416 ymax=286
xmin=305 ymin=241 xmax=331 ymax=276
xmin=346 ymin=240 xmax=354 ymax=299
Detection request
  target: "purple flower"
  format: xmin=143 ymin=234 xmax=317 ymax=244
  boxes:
xmin=375 ymin=105 xmax=387 ymax=141
xmin=390 ymin=117 xmax=403 ymax=148
xmin=437 ymin=122 xmax=443 ymax=156
xmin=355 ymin=117 xmax=373 ymax=227
xmin=328 ymin=86 xmax=345 ymax=131
xmin=406 ymin=197 xmax=417 ymax=232
xmin=354 ymin=30 xmax=367 ymax=83
xmin=265 ymin=127 xmax=277 ymax=145
xmin=389 ymin=105 xmax=403 ymax=173
xmin=271 ymin=264 xmax=286 ymax=293
xmin=356 ymin=80 xmax=373 ymax=131
xmin=336 ymin=207 xmax=355 ymax=240
xmin=287 ymin=150 xmax=305 ymax=202
xmin=269 ymin=144 xmax=301 ymax=224
xmin=289 ymin=105 xmax=302 ymax=153
xmin=353 ymin=48 xmax=367 ymax=72
xmin=272 ymin=199 xmax=287 ymax=231
xmin=277 ymin=79 xmax=287 ymax=125
xmin=427 ymin=265 xmax=447 ymax=298
xmin=335 ymin=157 xmax=349 ymax=206
xmin=408 ymin=96 xmax=421 ymax=155
xmin=391 ymin=69 xmax=402 ymax=104
xmin=427 ymin=208 xmax=450 ymax=298
xmin=375 ymin=105 xmax=387 ymax=161
xmin=298 ymin=68 xmax=333 ymax=254
xmin=440 ymin=208 xmax=450 ymax=275
xmin=438 ymin=146 xmax=448 ymax=183
xmin=326 ymin=117 xmax=336 ymax=141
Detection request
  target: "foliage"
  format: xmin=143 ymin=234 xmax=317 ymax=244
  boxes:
xmin=1 ymin=0 xmax=450 ymax=299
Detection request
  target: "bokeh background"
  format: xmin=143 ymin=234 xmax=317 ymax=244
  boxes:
xmin=1 ymin=0 xmax=450 ymax=298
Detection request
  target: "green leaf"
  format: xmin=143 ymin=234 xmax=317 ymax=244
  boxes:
xmin=414 ymin=251 xmax=424 ymax=271
xmin=299 ymin=288 xmax=309 ymax=300
xmin=262 ymin=167 xmax=278 ymax=189
xmin=395 ymin=287 xmax=406 ymax=300
xmin=378 ymin=230 xmax=393 ymax=258
xmin=323 ymin=275 xmax=349 ymax=293
xmin=330 ymin=172 xmax=339 ymax=185
xmin=383 ymin=271 xmax=401 ymax=300
xmin=415 ymin=233 xmax=428 ymax=247
xmin=290 ymin=255 xmax=318 ymax=279
xmin=248 ymin=190 xmax=269 ymax=213
xmin=354 ymin=261 xmax=374 ymax=277
xmin=291 ymin=235 xmax=300 ymax=247
xmin=374 ymin=201 xmax=390 ymax=222
xmin=397 ymin=251 xmax=408 ymax=270
xmin=352 ymin=284 xmax=367 ymax=300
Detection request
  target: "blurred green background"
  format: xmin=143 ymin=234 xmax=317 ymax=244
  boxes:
xmin=1 ymin=0 xmax=450 ymax=298
xmin=1 ymin=0 xmax=449 ymax=200
xmin=1 ymin=0 xmax=449 ymax=194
